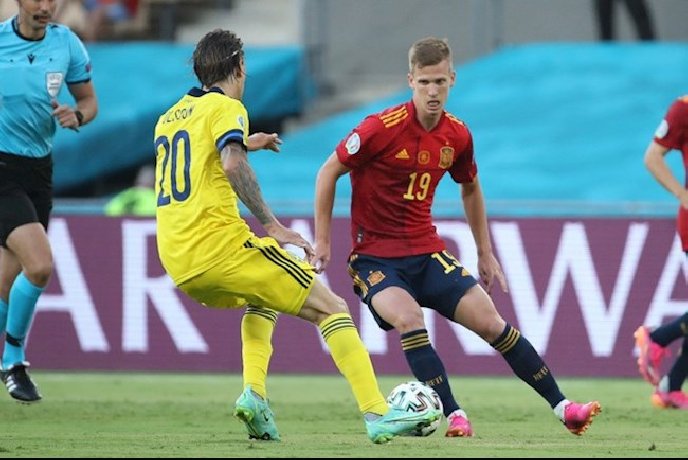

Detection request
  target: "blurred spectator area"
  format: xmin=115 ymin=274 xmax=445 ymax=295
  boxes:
xmin=0 ymin=0 xmax=235 ymax=41
xmin=126 ymin=0 xmax=235 ymax=41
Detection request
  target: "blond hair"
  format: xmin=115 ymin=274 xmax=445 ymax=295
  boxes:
xmin=408 ymin=37 xmax=453 ymax=72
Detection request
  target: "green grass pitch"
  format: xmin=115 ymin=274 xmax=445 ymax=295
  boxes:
xmin=0 ymin=373 xmax=685 ymax=457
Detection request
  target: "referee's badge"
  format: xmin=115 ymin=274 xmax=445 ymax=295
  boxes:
xmin=46 ymin=72 xmax=64 ymax=99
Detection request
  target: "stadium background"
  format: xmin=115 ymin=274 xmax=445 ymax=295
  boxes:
xmin=2 ymin=0 xmax=688 ymax=377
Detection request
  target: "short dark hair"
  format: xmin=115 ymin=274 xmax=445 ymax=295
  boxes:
xmin=192 ymin=29 xmax=244 ymax=87
xmin=408 ymin=37 xmax=453 ymax=72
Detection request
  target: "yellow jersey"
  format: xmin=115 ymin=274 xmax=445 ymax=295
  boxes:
xmin=154 ymin=87 xmax=253 ymax=284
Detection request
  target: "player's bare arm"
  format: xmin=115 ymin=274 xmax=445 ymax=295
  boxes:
xmin=644 ymin=141 xmax=688 ymax=209
xmin=247 ymin=132 xmax=282 ymax=152
xmin=54 ymin=81 xmax=97 ymax=129
xmin=222 ymin=141 xmax=275 ymax=225
xmin=313 ymin=152 xmax=350 ymax=272
xmin=222 ymin=141 xmax=314 ymax=255
xmin=460 ymin=177 xmax=507 ymax=294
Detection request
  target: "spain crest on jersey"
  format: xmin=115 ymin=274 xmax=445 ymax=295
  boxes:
xmin=439 ymin=146 xmax=454 ymax=169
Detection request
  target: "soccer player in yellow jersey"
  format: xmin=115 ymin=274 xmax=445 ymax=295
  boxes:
xmin=153 ymin=29 xmax=440 ymax=444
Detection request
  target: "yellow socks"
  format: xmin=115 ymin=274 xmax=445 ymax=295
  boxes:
xmin=319 ymin=313 xmax=388 ymax=415
xmin=241 ymin=306 xmax=278 ymax=399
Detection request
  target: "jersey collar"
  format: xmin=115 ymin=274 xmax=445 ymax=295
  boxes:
xmin=11 ymin=15 xmax=46 ymax=42
xmin=187 ymin=86 xmax=226 ymax=97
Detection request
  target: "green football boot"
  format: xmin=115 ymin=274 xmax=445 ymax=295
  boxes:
xmin=365 ymin=407 xmax=442 ymax=444
xmin=233 ymin=385 xmax=281 ymax=441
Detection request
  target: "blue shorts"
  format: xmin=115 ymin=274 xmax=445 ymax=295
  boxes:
xmin=347 ymin=251 xmax=479 ymax=331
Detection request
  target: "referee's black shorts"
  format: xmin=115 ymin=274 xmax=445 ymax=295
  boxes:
xmin=0 ymin=151 xmax=53 ymax=248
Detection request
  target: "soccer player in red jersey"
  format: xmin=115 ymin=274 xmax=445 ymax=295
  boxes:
xmin=634 ymin=96 xmax=688 ymax=410
xmin=313 ymin=37 xmax=601 ymax=436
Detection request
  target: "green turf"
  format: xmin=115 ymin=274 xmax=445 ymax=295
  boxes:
xmin=0 ymin=373 xmax=685 ymax=457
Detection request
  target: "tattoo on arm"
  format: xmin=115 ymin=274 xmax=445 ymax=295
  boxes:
xmin=223 ymin=143 xmax=275 ymax=225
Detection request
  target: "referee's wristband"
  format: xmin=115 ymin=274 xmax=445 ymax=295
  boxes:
xmin=75 ymin=110 xmax=84 ymax=127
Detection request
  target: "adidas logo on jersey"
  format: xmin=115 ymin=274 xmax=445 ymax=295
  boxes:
xmin=395 ymin=149 xmax=410 ymax=160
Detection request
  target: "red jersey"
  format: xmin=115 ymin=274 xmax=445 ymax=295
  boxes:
xmin=654 ymin=96 xmax=688 ymax=250
xmin=654 ymin=96 xmax=688 ymax=167
xmin=335 ymin=101 xmax=476 ymax=257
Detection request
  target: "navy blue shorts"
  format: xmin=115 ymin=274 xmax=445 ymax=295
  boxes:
xmin=0 ymin=152 xmax=53 ymax=248
xmin=347 ymin=251 xmax=479 ymax=331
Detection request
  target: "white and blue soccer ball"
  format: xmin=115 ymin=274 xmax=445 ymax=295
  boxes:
xmin=386 ymin=381 xmax=443 ymax=436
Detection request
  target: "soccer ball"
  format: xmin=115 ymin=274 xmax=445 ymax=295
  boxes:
xmin=386 ymin=381 xmax=443 ymax=436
